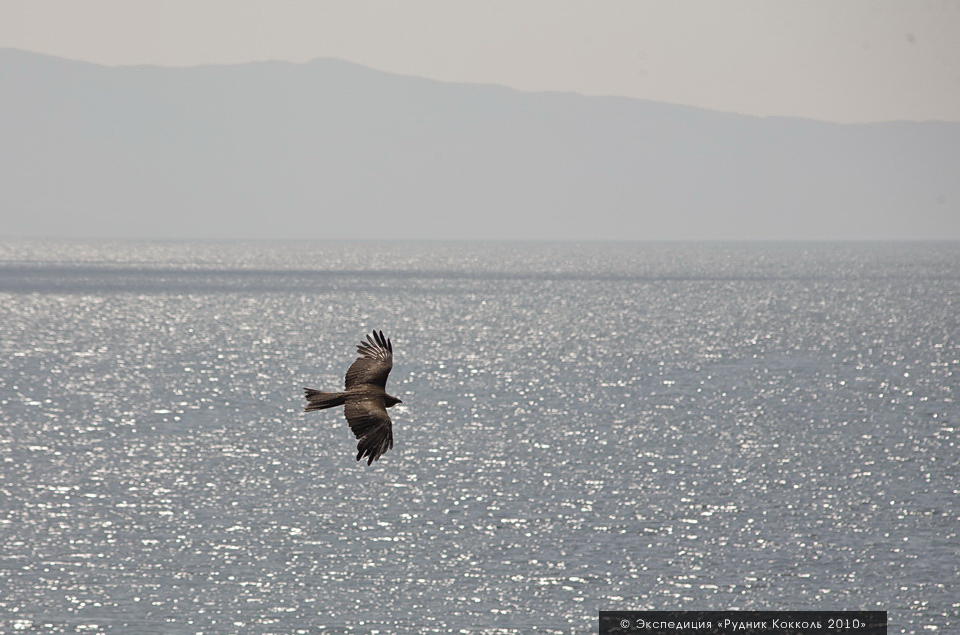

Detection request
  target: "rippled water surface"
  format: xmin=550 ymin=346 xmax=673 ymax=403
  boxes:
xmin=1 ymin=240 xmax=957 ymax=634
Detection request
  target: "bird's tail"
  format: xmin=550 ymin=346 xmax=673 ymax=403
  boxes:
xmin=303 ymin=388 xmax=348 ymax=412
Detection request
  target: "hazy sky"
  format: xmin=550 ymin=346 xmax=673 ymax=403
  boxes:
xmin=2 ymin=0 xmax=958 ymax=123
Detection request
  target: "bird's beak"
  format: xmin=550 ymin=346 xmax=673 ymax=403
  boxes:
xmin=398 ymin=399 xmax=403 ymax=404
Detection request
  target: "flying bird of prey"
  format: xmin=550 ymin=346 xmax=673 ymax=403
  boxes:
xmin=303 ymin=330 xmax=401 ymax=465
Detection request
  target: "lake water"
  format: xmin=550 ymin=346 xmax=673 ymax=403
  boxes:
xmin=0 ymin=240 xmax=957 ymax=634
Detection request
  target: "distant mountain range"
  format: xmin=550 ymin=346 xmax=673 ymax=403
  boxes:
xmin=1 ymin=48 xmax=958 ymax=240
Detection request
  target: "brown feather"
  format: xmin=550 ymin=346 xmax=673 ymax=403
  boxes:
xmin=303 ymin=330 xmax=401 ymax=465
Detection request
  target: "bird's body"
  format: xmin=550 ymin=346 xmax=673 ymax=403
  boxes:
xmin=304 ymin=330 xmax=401 ymax=465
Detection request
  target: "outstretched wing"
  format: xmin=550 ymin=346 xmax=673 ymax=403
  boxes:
xmin=344 ymin=398 xmax=394 ymax=465
xmin=344 ymin=330 xmax=393 ymax=390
